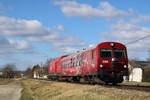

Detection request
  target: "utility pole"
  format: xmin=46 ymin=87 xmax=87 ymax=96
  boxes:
xmin=148 ymin=50 xmax=150 ymax=61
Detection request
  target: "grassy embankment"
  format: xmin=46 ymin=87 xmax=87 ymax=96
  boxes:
xmin=20 ymin=79 xmax=150 ymax=100
xmin=20 ymin=79 xmax=34 ymax=100
xmin=122 ymin=81 xmax=150 ymax=86
xmin=0 ymin=78 xmax=13 ymax=85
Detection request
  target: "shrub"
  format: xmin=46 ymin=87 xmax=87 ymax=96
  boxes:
xmin=143 ymin=65 xmax=150 ymax=82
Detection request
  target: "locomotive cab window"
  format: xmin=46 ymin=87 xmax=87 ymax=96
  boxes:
xmin=114 ymin=49 xmax=125 ymax=58
xmin=100 ymin=49 xmax=112 ymax=58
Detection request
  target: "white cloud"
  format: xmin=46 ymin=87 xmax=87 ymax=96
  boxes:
xmin=8 ymin=39 xmax=31 ymax=50
xmin=59 ymin=47 xmax=78 ymax=54
xmin=54 ymin=1 xmax=134 ymax=19
xmin=55 ymin=24 xmax=66 ymax=32
xmin=0 ymin=16 xmax=85 ymax=52
xmin=0 ymin=35 xmax=11 ymax=50
xmin=27 ymin=33 xmax=84 ymax=47
xmin=32 ymin=53 xmax=48 ymax=57
xmin=0 ymin=16 xmax=48 ymax=36
xmin=0 ymin=35 xmax=32 ymax=57
xmin=52 ymin=35 xmax=85 ymax=47
xmin=130 ymin=15 xmax=150 ymax=24
xmin=111 ymin=21 xmax=150 ymax=41
xmin=100 ymin=20 xmax=150 ymax=60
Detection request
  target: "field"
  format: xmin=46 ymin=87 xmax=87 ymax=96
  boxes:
xmin=0 ymin=78 xmax=13 ymax=85
xmin=0 ymin=79 xmax=22 ymax=100
xmin=20 ymin=79 xmax=150 ymax=100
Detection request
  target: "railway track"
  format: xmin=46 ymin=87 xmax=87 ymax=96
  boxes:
xmin=31 ymin=78 xmax=150 ymax=92
xmin=103 ymin=84 xmax=150 ymax=92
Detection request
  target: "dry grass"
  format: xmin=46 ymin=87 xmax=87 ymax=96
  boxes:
xmin=0 ymin=78 xmax=12 ymax=85
xmin=21 ymin=80 xmax=150 ymax=100
xmin=20 ymin=80 xmax=34 ymax=100
xmin=121 ymin=81 xmax=150 ymax=86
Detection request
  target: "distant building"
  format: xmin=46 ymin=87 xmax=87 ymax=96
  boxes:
xmin=129 ymin=68 xmax=143 ymax=82
xmin=128 ymin=61 xmax=150 ymax=82
xmin=32 ymin=66 xmax=41 ymax=78
xmin=32 ymin=65 xmax=48 ymax=79
xmin=0 ymin=71 xmax=3 ymax=75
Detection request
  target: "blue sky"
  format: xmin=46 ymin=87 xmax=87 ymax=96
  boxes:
xmin=0 ymin=0 xmax=150 ymax=70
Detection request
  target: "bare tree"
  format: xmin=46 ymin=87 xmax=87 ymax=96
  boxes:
xmin=129 ymin=60 xmax=140 ymax=68
xmin=147 ymin=50 xmax=150 ymax=61
xmin=2 ymin=64 xmax=17 ymax=78
xmin=24 ymin=67 xmax=32 ymax=78
xmin=128 ymin=59 xmax=141 ymax=75
xmin=43 ymin=58 xmax=55 ymax=74
xmin=143 ymin=64 xmax=150 ymax=82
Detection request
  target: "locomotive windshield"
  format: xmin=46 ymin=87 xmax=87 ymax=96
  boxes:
xmin=114 ymin=49 xmax=125 ymax=58
xmin=100 ymin=49 xmax=125 ymax=58
xmin=100 ymin=49 xmax=112 ymax=58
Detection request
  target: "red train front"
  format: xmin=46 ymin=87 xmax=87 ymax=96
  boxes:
xmin=48 ymin=42 xmax=128 ymax=84
xmin=96 ymin=42 xmax=128 ymax=83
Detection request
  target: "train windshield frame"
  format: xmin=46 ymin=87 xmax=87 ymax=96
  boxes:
xmin=114 ymin=49 xmax=125 ymax=58
xmin=100 ymin=49 xmax=112 ymax=58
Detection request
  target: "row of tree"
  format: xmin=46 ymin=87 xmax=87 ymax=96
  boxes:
xmin=0 ymin=58 xmax=55 ymax=78
xmin=143 ymin=64 xmax=150 ymax=82
xmin=24 ymin=58 xmax=55 ymax=78
xmin=0 ymin=64 xmax=21 ymax=78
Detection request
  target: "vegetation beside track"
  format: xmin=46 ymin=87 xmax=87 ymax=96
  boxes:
xmin=20 ymin=79 xmax=150 ymax=100
xmin=121 ymin=81 xmax=150 ymax=86
xmin=20 ymin=80 xmax=34 ymax=100
xmin=0 ymin=78 xmax=13 ymax=85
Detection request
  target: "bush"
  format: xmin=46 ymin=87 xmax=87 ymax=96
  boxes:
xmin=143 ymin=65 xmax=150 ymax=82
xmin=20 ymin=80 xmax=33 ymax=100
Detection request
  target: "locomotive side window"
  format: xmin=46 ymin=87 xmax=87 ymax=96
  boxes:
xmin=92 ymin=50 xmax=94 ymax=59
xmin=114 ymin=49 xmax=125 ymax=58
xmin=70 ymin=59 xmax=72 ymax=67
xmin=61 ymin=61 xmax=65 ymax=70
xmin=61 ymin=62 xmax=63 ymax=69
xmin=77 ymin=60 xmax=80 ymax=66
xmin=80 ymin=55 xmax=83 ymax=66
xmin=100 ymin=49 xmax=112 ymax=58
xmin=73 ymin=58 xmax=75 ymax=67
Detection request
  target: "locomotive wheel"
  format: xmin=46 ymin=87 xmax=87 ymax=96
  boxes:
xmin=89 ymin=81 xmax=96 ymax=85
xmin=112 ymin=82 xmax=117 ymax=85
xmin=74 ymin=77 xmax=80 ymax=82
xmin=89 ymin=76 xmax=97 ymax=85
xmin=68 ymin=77 xmax=74 ymax=82
xmin=104 ymin=82 xmax=108 ymax=85
xmin=80 ymin=78 xmax=85 ymax=84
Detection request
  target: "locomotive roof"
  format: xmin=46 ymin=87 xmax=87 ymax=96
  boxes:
xmin=97 ymin=41 xmax=125 ymax=46
xmin=61 ymin=42 xmax=126 ymax=61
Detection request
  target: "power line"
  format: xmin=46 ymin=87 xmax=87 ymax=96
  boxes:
xmin=125 ymin=34 xmax=150 ymax=45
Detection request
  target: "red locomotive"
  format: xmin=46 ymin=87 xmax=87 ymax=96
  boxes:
xmin=48 ymin=42 xmax=128 ymax=84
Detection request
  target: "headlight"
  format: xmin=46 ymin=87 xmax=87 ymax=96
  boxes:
xmin=110 ymin=43 xmax=115 ymax=47
xmin=112 ymin=58 xmax=115 ymax=62
xmin=124 ymin=65 xmax=127 ymax=68
xmin=100 ymin=64 xmax=103 ymax=68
